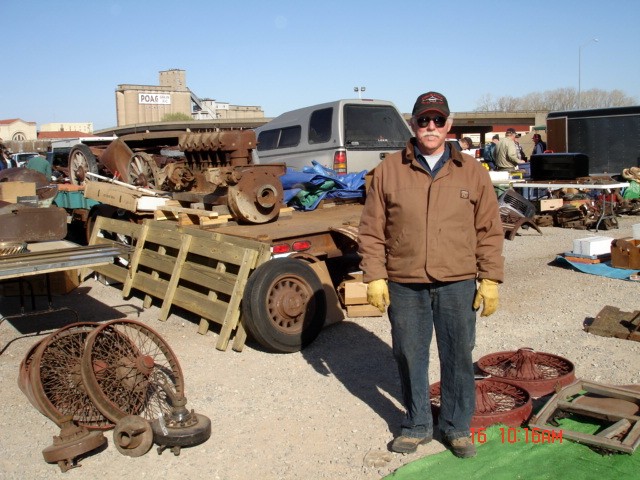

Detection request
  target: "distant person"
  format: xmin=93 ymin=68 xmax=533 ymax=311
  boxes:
xmin=514 ymin=135 xmax=527 ymax=162
xmin=26 ymin=154 xmax=52 ymax=180
xmin=483 ymin=134 xmax=499 ymax=170
xmin=494 ymin=128 xmax=525 ymax=171
xmin=0 ymin=138 xmax=8 ymax=170
xmin=460 ymin=137 xmax=476 ymax=157
xmin=531 ymin=133 xmax=547 ymax=156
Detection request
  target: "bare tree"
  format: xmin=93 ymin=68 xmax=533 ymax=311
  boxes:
xmin=476 ymin=87 xmax=637 ymax=112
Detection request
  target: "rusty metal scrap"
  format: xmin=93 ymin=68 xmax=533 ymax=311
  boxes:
xmin=586 ymin=305 xmax=640 ymax=342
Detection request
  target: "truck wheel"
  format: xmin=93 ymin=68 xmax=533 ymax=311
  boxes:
xmin=69 ymin=144 xmax=98 ymax=185
xmin=242 ymin=258 xmax=326 ymax=353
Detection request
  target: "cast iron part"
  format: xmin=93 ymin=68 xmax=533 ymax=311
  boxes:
xmin=476 ymin=348 xmax=576 ymax=397
xmin=41 ymin=416 xmax=107 ymax=473
xmin=113 ymin=415 xmax=154 ymax=457
xmin=430 ymin=378 xmax=532 ymax=429
xmin=151 ymin=395 xmax=211 ymax=456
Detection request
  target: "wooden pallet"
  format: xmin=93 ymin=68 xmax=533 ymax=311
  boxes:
xmin=89 ymin=216 xmax=271 ymax=351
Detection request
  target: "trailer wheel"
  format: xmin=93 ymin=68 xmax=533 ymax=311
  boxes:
xmin=68 ymin=144 xmax=98 ymax=185
xmin=242 ymin=258 xmax=326 ymax=353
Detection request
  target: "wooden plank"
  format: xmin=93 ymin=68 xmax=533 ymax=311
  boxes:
xmin=122 ymin=222 xmax=150 ymax=298
xmin=159 ymin=205 xmax=220 ymax=217
xmin=215 ymin=249 xmax=258 ymax=351
xmin=158 ymin=234 xmax=192 ymax=322
xmin=598 ymin=419 xmax=631 ymax=439
xmin=172 ymin=285 xmax=229 ymax=322
xmin=188 ymin=236 xmax=251 ymax=266
xmin=557 ymin=400 xmax=640 ymax=422
xmin=179 ymin=262 xmax=238 ymax=296
xmin=622 ymin=419 xmax=640 ymax=447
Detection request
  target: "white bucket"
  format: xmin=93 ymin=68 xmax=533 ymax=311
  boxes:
xmin=633 ymin=223 xmax=640 ymax=240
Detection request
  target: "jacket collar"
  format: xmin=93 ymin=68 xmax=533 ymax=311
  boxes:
xmin=404 ymin=138 xmax=467 ymax=169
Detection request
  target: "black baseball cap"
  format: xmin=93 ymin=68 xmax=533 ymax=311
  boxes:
xmin=412 ymin=92 xmax=450 ymax=117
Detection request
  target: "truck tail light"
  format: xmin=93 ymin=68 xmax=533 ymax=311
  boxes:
xmin=292 ymin=241 xmax=311 ymax=252
xmin=272 ymin=243 xmax=291 ymax=254
xmin=333 ymin=151 xmax=347 ymax=175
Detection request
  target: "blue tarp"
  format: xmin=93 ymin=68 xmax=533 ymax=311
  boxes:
xmin=280 ymin=161 xmax=367 ymax=211
xmin=554 ymin=255 xmax=639 ymax=281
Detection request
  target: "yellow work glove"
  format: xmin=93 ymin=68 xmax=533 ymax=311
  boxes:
xmin=473 ymin=279 xmax=499 ymax=317
xmin=367 ymin=279 xmax=390 ymax=312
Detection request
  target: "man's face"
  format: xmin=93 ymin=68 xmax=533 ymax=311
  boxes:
xmin=411 ymin=111 xmax=451 ymax=155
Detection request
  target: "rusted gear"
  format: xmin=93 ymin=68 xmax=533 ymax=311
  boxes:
xmin=430 ymin=378 xmax=532 ymax=429
xmin=113 ymin=415 xmax=154 ymax=457
xmin=164 ymin=162 xmax=195 ymax=191
xmin=29 ymin=322 xmax=113 ymax=430
xmin=227 ymin=169 xmax=283 ymax=224
xmin=477 ymin=348 xmax=576 ymax=397
xmin=42 ymin=416 xmax=107 ymax=472
xmin=80 ymin=319 xmax=185 ymax=424
xmin=151 ymin=396 xmax=211 ymax=456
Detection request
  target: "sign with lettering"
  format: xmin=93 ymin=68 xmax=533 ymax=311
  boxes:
xmin=138 ymin=93 xmax=171 ymax=105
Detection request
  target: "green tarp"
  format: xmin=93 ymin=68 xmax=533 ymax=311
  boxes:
xmin=385 ymin=420 xmax=640 ymax=480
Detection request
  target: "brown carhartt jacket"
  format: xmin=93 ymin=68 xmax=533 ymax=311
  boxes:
xmin=358 ymin=139 xmax=504 ymax=284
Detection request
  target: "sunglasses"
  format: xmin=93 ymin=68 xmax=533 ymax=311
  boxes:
xmin=416 ymin=115 xmax=447 ymax=128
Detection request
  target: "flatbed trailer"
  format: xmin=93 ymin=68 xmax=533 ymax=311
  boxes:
xmin=86 ymin=191 xmax=366 ymax=353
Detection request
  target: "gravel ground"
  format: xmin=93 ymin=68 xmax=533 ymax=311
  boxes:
xmin=1 ymin=216 xmax=639 ymax=480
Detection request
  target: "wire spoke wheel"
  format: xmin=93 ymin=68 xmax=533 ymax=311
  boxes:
xmin=29 ymin=322 xmax=113 ymax=430
xmin=477 ymin=348 xmax=576 ymax=397
xmin=80 ymin=319 xmax=184 ymax=423
xmin=430 ymin=378 xmax=532 ymax=429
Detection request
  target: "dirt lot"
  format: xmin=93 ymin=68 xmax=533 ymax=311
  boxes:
xmin=1 ymin=216 xmax=639 ymax=480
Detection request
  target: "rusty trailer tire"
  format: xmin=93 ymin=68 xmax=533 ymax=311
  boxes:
xmin=242 ymin=258 xmax=326 ymax=353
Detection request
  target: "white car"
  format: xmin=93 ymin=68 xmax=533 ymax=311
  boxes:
xmin=10 ymin=152 xmax=40 ymax=167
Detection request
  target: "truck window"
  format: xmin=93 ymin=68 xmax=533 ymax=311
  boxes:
xmin=344 ymin=105 xmax=410 ymax=148
xmin=308 ymin=108 xmax=332 ymax=144
xmin=278 ymin=126 xmax=301 ymax=148
xmin=257 ymin=126 xmax=301 ymax=151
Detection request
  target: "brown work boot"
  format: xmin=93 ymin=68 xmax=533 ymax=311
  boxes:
xmin=447 ymin=436 xmax=477 ymax=458
xmin=390 ymin=435 xmax=432 ymax=454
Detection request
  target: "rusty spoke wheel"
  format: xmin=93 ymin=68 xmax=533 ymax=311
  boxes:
xmin=29 ymin=322 xmax=113 ymax=430
xmin=430 ymin=378 xmax=532 ymax=429
xmin=128 ymin=152 xmax=159 ymax=189
xmin=80 ymin=319 xmax=184 ymax=423
xmin=68 ymin=144 xmax=98 ymax=186
xmin=477 ymin=348 xmax=576 ymax=397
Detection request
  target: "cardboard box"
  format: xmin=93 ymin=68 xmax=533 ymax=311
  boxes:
xmin=344 ymin=281 xmax=368 ymax=305
xmin=346 ymin=304 xmax=384 ymax=318
xmin=338 ymin=273 xmax=384 ymax=317
xmin=84 ymin=181 xmax=169 ymax=212
xmin=0 ymin=269 xmax=80 ymax=296
xmin=0 ymin=181 xmax=36 ymax=203
xmin=611 ymin=238 xmax=640 ymax=270
xmin=538 ymin=198 xmax=563 ymax=212
xmin=572 ymin=236 xmax=615 ymax=256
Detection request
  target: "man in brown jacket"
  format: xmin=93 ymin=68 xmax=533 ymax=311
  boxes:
xmin=357 ymin=91 xmax=504 ymax=458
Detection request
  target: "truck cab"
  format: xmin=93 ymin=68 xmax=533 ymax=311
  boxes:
xmin=252 ymin=99 xmax=412 ymax=174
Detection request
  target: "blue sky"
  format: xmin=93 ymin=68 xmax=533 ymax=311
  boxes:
xmin=1 ymin=0 xmax=639 ymax=130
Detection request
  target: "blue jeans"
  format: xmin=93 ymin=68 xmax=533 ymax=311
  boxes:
xmin=388 ymin=279 xmax=476 ymax=441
